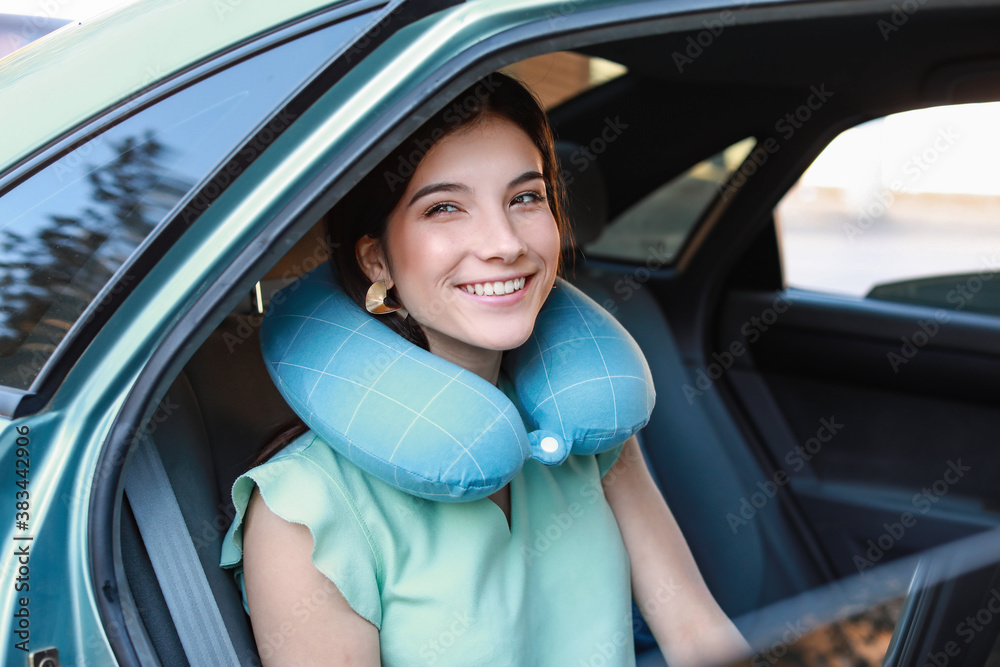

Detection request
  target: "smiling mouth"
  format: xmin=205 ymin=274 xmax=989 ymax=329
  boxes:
xmin=459 ymin=276 xmax=527 ymax=296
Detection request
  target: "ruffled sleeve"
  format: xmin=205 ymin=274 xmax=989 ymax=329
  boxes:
xmin=220 ymin=432 xmax=383 ymax=628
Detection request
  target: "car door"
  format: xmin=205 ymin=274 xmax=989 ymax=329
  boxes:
xmin=0 ymin=5 xmax=398 ymax=663
xmin=720 ymin=100 xmax=1000 ymax=580
xmin=89 ymin=0 xmax=1000 ymax=664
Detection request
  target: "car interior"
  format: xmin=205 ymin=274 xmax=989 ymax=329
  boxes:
xmin=107 ymin=1 xmax=1000 ymax=664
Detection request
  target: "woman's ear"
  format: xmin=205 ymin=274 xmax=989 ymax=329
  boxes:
xmin=355 ymin=235 xmax=392 ymax=286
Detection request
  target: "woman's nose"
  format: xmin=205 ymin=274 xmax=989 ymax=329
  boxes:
xmin=476 ymin=207 xmax=527 ymax=262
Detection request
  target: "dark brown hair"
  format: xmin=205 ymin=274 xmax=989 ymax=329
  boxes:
xmin=254 ymin=71 xmax=567 ymax=465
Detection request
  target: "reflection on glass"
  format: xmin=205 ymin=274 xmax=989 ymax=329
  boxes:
xmin=0 ymin=16 xmax=366 ymax=390
xmin=750 ymin=599 xmax=900 ymax=666
xmin=586 ymin=137 xmax=756 ymax=264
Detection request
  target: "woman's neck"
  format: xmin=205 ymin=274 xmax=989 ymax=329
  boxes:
xmin=425 ymin=333 xmax=503 ymax=385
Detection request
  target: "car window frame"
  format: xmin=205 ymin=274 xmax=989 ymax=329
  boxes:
xmin=0 ymin=0 xmax=390 ymax=418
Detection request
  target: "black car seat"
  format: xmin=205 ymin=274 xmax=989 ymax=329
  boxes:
xmin=119 ymin=307 xmax=297 ymax=665
xmin=556 ymin=142 xmax=825 ymax=628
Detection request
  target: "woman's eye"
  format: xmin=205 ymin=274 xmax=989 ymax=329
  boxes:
xmin=511 ymin=191 xmax=547 ymax=207
xmin=425 ymin=202 xmax=460 ymax=216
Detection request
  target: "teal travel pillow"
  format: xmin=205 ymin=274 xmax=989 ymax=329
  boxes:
xmin=260 ymin=264 xmax=655 ymax=501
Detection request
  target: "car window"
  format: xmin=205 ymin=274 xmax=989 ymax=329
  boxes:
xmin=776 ymin=102 xmax=1000 ymax=314
xmin=0 ymin=14 xmax=369 ymax=391
xmin=505 ymin=51 xmax=627 ymax=110
xmin=584 ymin=137 xmax=755 ymax=264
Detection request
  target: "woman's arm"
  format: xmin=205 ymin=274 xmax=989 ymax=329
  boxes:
xmin=603 ymin=436 xmax=750 ymax=666
xmin=242 ymin=488 xmax=381 ymax=666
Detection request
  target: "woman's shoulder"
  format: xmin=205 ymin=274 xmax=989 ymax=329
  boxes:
xmin=258 ymin=428 xmax=334 ymax=468
xmin=222 ymin=430 xmax=387 ymax=627
xmin=245 ymin=429 xmax=378 ymax=486
xmin=232 ymin=430 xmax=390 ymax=517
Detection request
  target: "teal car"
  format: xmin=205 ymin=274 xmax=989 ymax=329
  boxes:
xmin=5 ymin=0 xmax=1000 ymax=664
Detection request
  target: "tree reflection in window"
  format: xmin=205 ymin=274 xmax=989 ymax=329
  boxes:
xmin=0 ymin=132 xmax=193 ymax=389
xmin=0 ymin=14 xmax=372 ymax=392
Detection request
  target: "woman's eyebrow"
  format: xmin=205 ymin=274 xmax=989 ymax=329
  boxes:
xmin=507 ymin=170 xmax=544 ymax=189
xmin=407 ymin=171 xmax=543 ymax=207
xmin=407 ymin=182 xmax=471 ymax=207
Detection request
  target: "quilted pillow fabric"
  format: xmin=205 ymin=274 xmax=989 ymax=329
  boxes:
xmin=260 ymin=264 xmax=654 ymax=501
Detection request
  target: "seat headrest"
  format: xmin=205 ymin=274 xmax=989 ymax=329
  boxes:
xmin=555 ymin=139 xmax=608 ymax=249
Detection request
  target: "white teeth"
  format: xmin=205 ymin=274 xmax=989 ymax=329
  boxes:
xmin=461 ymin=277 xmax=527 ymax=296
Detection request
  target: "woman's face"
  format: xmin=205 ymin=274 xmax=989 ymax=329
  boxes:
xmin=361 ymin=115 xmax=560 ymax=373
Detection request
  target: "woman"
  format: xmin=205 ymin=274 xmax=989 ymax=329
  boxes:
xmin=223 ymin=71 xmax=748 ymax=665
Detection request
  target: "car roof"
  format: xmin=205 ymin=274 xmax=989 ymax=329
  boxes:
xmin=0 ymin=0 xmax=354 ymax=170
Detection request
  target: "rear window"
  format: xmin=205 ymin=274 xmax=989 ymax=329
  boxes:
xmin=585 ymin=137 xmax=756 ymax=264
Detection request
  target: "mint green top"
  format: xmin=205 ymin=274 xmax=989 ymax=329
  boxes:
xmin=221 ymin=430 xmax=634 ymax=666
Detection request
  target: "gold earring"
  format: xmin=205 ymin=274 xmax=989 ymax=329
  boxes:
xmin=365 ymin=280 xmax=406 ymax=317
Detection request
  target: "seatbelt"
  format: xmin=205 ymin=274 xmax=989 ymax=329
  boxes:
xmin=124 ymin=436 xmax=242 ymax=666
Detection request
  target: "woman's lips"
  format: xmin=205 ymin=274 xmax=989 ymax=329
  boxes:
xmin=454 ymin=275 xmax=535 ymax=306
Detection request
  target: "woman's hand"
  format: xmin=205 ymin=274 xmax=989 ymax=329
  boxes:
xmin=242 ymin=488 xmax=381 ymax=666
xmin=603 ymin=436 xmax=751 ymax=666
